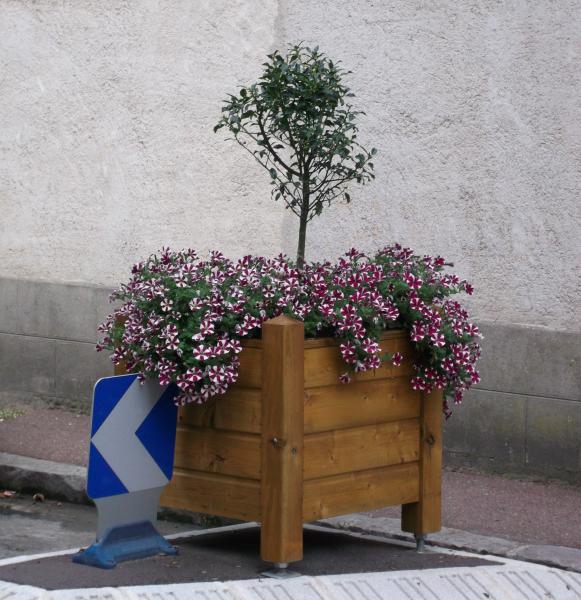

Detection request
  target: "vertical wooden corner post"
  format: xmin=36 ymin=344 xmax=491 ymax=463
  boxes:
xmin=260 ymin=316 xmax=305 ymax=565
xmin=401 ymin=389 xmax=443 ymax=542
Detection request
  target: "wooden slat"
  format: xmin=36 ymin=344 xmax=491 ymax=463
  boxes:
xmin=303 ymin=330 xmax=408 ymax=349
xmin=304 ymin=378 xmax=420 ymax=434
xmin=114 ymin=362 xmax=127 ymax=375
xmin=304 ymin=337 xmax=415 ymax=388
xmin=260 ymin=316 xmax=305 ymax=564
xmin=180 ymin=387 xmax=261 ymax=433
xmin=304 ymin=419 xmax=419 ymax=480
xmin=241 ymin=338 xmax=262 ymax=348
xmin=174 ymin=426 xmax=260 ymax=479
xmin=242 ymin=329 xmax=408 ymax=350
xmin=161 ymin=469 xmax=260 ymax=521
xmin=402 ymin=390 xmax=443 ymax=535
xmin=236 ymin=347 xmax=262 ymax=388
xmin=303 ymin=463 xmax=419 ymax=521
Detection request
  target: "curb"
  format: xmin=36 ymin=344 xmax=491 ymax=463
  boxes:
xmin=2 ymin=452 xmax=580 ymax=574
xmin=0 ymin=453 xmax=88 ymax=504
xmin=318 ymin=514 xmax=581 ymax=574
xmin=0 ymin=452 xmax=238 ymax=528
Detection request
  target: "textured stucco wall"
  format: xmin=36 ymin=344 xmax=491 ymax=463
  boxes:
xmin=0 ymin=0 xmax=282 ymax=286
xmin=280 ymin=0 xmax=581 ymax=332
xmin=1 ymin=0 xmax=580 ymax=331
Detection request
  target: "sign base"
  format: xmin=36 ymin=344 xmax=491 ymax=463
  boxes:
xmin=261 ymin=563 xmax=302 ymax=579
xmin=72 ymin=520 xmax=178 ymax=569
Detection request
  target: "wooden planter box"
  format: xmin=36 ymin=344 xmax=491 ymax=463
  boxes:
xmin=152 ymin=316 xmax=442 ymax=565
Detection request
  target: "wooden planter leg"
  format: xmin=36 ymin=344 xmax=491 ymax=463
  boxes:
xmin=401 ymin=389 xmax=443 ymax=550
xmin=260 ymin=316 xmax=305 ymax=571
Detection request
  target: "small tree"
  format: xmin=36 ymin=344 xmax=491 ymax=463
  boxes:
xmin=214 ymin=44 xmax=376 ymax=267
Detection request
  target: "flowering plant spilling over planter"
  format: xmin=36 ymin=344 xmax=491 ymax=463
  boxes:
xmin=98 ymin=245 xmax=480 ymax=416
xmin=97 ymin=245 xmax=481 ymax=563
xmin=97 ymin=44 xmax=482 ymax=568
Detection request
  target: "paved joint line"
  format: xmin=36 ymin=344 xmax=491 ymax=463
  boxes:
xmin=522 ymin=570 xmax=553 ymax=597
xmin=344 ymin=580 xmax=375 ymax=600
xmin=404 ymin=577 xmax=437 ymax=600
xmin=512 ymin=570 xmax=545 ymax=599
xmin=359 ymin=579 xmax=384 ymax=600
xmin=0 ymin=329 xmax=98 ymax=346
xmin=440 ymin=575 xmax=474 ymax=600
xmin=309 ymin=578 xmax=336 ymax=600
xmin=498 ymin=571 xmax=534 ymax=599
xmin=553 ymin=571 xmax=581 ymax=597
xmin=474 ymin=386 xmax=577 ymax=403
xmin=335 ymin=581 xmax=362 ymax=600
xmin=393 ymin=579 xmax=416 ymax=600
xmin=465 ymin=572 xmax=498 ymax=600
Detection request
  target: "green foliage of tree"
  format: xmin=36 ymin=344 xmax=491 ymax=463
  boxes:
xmin=214 ymin=44 xmax=376 ymax=267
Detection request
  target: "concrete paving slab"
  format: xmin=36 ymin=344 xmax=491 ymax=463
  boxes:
xmin=54 ymin=342 xmax=111 ymax=407
xmin=0 ymin=335 xmax=56 ymax=398
xmin=444 ymin=388 xmax=527 ymax=468
xmin=526 ymin=396 xmax=581 ymax=477
xmin=0 ymin=277 xmax=111 ymax=344
xmin=477 ymin=322 xmax=581 ymax=402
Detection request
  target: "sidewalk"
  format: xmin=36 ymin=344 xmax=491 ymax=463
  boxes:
xmin=1 ymin=405 xmax=580 ymax=573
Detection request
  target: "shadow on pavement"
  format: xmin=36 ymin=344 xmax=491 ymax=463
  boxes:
xmin=0 ymin=525 xmax=500 ymax=590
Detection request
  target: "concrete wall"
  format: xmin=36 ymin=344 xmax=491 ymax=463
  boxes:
xmin=0 ymin=1 xmax=579 ymax=481
xmin=444 ymin=322 xmax=580 ymax=483
xmin=0 ymin=278 xmax=111 ymax=412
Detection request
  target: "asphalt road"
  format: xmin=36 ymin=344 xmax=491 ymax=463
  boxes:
xmin=0 ymin=493 xmax=197 ymax=559
xmin=0 ymin=502 xmax=498 ymax=591
xmin=2 ymin=407 xmax=580 ymax=550
xmin=2 ymin=402 xmax=581 ymax=577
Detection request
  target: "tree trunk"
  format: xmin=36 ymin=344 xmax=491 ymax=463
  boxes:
xmin=296 ymin=176 xmax=309 ymax=268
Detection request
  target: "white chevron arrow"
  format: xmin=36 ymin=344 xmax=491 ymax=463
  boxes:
xmin=92 ymin=377 xmax=169 ymax=493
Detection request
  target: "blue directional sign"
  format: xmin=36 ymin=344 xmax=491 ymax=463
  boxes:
xmin=74 ymin=374 xmax=179 ymax=568
xmin=87 ymin=374 xmax=178 ymax=500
